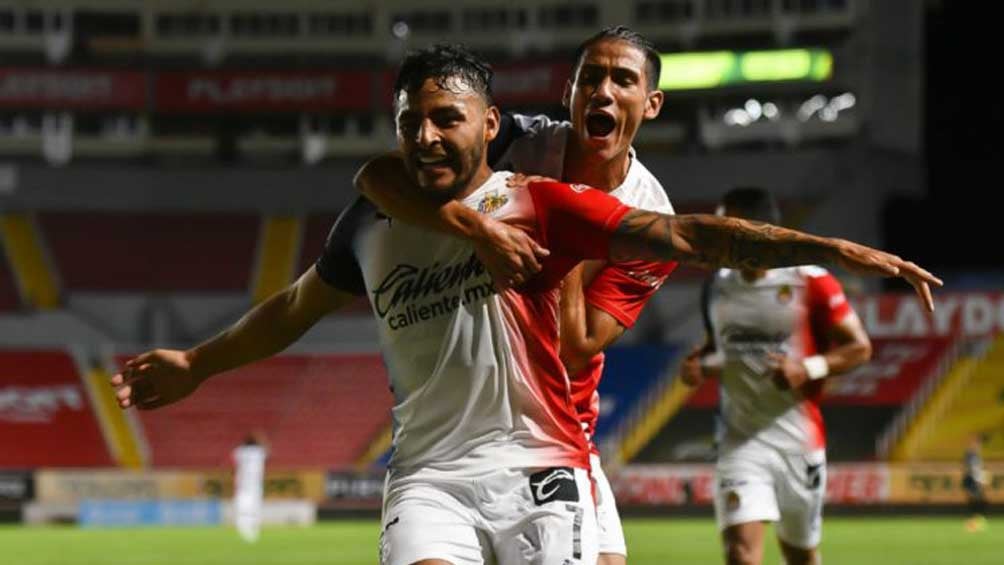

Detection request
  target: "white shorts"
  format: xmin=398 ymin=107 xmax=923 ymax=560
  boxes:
xmin=590 ymin=453 xmax=627 ymax=557
xmin=380 ymin=465 xmax=598 ymax=565
xmin=713 ymin=442 xmax=826 ymax=549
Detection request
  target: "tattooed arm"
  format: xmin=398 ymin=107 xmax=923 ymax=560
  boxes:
xmin=609 ymin=210 xmax=942 ymax=310
xmin=610 ymin=211 xmax=838 ymax=269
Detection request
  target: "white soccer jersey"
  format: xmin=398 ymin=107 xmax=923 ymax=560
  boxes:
xmin=233 ymin=444 xmax=267 ymax=500
xmin=233 ymin=443 xmax=266 ymax=543
xmin=317 ymin=172 xmax=634 ymax=473
xmin=704 ymin=266 xmax=853 ymax=454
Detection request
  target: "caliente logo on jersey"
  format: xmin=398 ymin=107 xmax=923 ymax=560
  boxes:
xmin=371 ymin=254 xmax=496 ymax=331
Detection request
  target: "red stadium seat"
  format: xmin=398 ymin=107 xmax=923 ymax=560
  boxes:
xmin=38 ymin=212 xmax=258 ymax=292
xmin=132 ymin=353 xmax=392 ymax=469
xmin=0 ymin=350 xmax=114 ymax=467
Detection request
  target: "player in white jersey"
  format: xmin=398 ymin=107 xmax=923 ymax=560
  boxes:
xmin=233 ymin=435 xmax=267 ymax=543
xmin=681 ymin=188 xmax=874 ymax=565
xmin=111 ymin=44 xmax=939 ymax=565
xmin=357 ymin=27 xmax=677 ymax=564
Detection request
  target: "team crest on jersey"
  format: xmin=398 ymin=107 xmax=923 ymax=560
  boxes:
xmin=477 ymin=192 xmax=508 ymax=214
xmin=777 ymin=284 xmax=793 ymax=304
xmin=569 ymin=183 xmax=590 ymax=193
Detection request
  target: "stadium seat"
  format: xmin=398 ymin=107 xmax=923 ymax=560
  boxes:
xmin=38 ymin=212 xmax=259 ymax=292
xmin=0 ymin=349 xmax=114 ymax=467
xmin=132 ymin=353 xmax=393 ymax=469
xmin=900 ymin=336 xmax=1004 ymax=461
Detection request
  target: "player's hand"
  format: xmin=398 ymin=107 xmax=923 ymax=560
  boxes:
xmin=109 ymin=349 xmax=203 ymax=410
xmin=680 ymin=347 xmax=706 ymax=387
xmin=829 ymin=239 xmax=943 ymax=312
xmin=472 ymin=214 xmax=550 ymax=290
xmin=768 ymin=352 xmax=809 ymax=391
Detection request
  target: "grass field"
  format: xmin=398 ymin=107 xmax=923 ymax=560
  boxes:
xmin=1 ymin=517 xmax=1000 ymax=564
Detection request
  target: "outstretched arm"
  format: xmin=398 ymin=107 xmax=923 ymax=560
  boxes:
xmin=610 ymin=210 xmax=942 ymax=310
xmin=354 ymin=153 xmax=547 ymax=288
xmin=110 ymin=267 xmax=355 ymax=410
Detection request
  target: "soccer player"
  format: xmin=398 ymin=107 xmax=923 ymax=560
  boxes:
xmin=681 ymin=187 xmax=874 ymax=565
xmin=112 ymin=45 xmax=938 ymax=565
xmin=963 ymin=434 xmax=988 ymax=532
xmin=356 ymin=27 xmax=675 ymax=565
xmin=233 ymin=434 xmax=267 ymax=543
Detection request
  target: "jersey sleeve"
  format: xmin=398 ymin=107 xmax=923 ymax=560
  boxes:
xmin=806 ymin=270 xmax=852 ymax=328
xmin=527 ymin=181 xmax=632 ymax=261
xmin=313 ymin=196 xmax=372 ymax=296
xmin=584 ymin=259 xmax=677 ymax=328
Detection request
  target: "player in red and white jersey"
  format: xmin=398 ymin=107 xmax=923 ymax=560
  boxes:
xmin=681 ymin=188 xmax=874 ymax=565
xmin=112 ymin=44 xmax=939 ymax=565
xmin=357 ymin=28 xmax=677 ymax=563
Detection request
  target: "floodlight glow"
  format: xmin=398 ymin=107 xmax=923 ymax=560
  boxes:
xmin=659 ymin=48 xmax=833 ymax=91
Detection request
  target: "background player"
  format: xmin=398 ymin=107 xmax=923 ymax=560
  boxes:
xmin=963 ymin=433 xmax=989 ymax=532
xmin=113 ymin=44 xmax=939 ymax=565
xmin=681 ymin=187 xmax=874 ymax=565
xmin=233 ymin=433 xmax=267 ymax=543
xmin=357 ymin=26 xmax=675 ymax=564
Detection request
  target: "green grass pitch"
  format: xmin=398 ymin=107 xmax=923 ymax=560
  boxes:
xmin=1 ymin=517 xmax=1000 ymax=564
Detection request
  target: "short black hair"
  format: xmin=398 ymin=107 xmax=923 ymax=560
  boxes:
xmin=720 ymin=187 xmax=781 ymax=225
xmin=573 ymin=26 xmax=662 ymax=91
xmin=392 ymin=43 xmax=494 ymax=108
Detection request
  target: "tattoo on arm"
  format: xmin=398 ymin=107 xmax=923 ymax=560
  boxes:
xmin=612 ymin=210 xmax=836 ymax=270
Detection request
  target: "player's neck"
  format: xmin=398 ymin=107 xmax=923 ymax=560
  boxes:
xmin=454 ymin=163 xmax=495 ymax=200
xmin=562 ymin=140 xmax=630 ymax=192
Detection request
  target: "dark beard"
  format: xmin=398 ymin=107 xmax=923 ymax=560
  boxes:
xmin=422 ymin=141 xmax=485 ymax=203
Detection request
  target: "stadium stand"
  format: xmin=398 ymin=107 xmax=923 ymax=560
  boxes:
xmin=250 ymin=215 xmax=303 ymax=304
xmin=297 ymin=213 xmax=371 ymax=313
xmin=0 ymin=213 xmax=59 ymax=309
xmin=129 ymin=353 xmax=393 ymax=469
xmin=0 ymin=349 xmax=114 ymax=467
xmin=37 ymin=212 xmax=259 ymax=292
xmin=597 ymin=345 xmax=685 ymax=445
xmin=894 ymin=336 xmax=1004 ymax=461
xmin=0 ymin=252 xmax=19 ymax=311
xmin=297 ymin=213 xmax=339 ymax=277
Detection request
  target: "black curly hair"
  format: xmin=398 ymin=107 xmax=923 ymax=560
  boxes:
xmin=393 ymin=43 xmax=494 ymax=108
xmin=573 ymin=26 xmax=661 ymax=91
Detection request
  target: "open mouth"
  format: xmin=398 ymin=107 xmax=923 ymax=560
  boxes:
xmin=585 ymin=112 xmax=616 ymax=138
